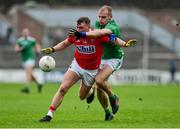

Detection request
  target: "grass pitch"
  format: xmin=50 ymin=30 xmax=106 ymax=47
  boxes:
xmin=0 ymin=83 xmax=180 ymax=128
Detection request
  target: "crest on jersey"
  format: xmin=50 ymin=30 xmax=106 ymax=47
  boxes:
xmin=81 ymin=39 xmax=87 ymax=44
xmin=90 ymin=39 xmax=95 ymax=43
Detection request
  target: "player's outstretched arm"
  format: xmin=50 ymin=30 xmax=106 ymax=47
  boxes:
xmin=41 ymin=39 xmax=71 ymax=54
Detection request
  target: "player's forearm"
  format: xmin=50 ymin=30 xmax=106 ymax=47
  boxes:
xmin=41 ymin=39 xmax=71 ymax=54
xmin=53 ymin=39 xmax=71 ymax=51
xmin=86 ymin=30 xmax=104 ymax=38
xmin=36 ymin=43 xmax=41 ymax=53
xmin=86 ymin=29 xmax=112 ymax=38
xmin=115 ymin=38 xmax=126 ymax=47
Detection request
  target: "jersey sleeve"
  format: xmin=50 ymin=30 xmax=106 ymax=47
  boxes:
xmin=98 ymin=35 xmax=110 ymax=44
xmin=67 ymin=36 xmax=76 ymax=43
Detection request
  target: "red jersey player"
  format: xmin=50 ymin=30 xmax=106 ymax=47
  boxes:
xmin=68 ymin=32 xmax=110 ymax=70
xmin=39 ymin=17 xmax=128 ymax=122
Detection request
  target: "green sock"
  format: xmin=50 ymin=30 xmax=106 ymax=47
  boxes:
xmin=105 ymin=108 xmax=111 ymax=115
xmin=109 ymin=94 xmax=116 ymax=101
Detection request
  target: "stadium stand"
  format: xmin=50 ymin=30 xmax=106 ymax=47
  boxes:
xmin=0 ymin=6 xmax=180 ymax=70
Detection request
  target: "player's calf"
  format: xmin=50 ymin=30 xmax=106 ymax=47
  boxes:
xmin=37 ymin=84 xmax=43 ymax=93
xmin=109 ymin=95 xmax=119 ymax=114
xmin=86 ymin=87 xmax=95 ymax=104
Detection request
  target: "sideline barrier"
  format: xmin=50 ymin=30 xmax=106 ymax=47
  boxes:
xmin=0 ymin=69 xmax=179 ymax=84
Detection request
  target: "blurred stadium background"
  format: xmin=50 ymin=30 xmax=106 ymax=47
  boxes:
xmin=0 ymin=0 xmax=180 ymax=128
xmin=0 ymin=0 xmax=180 ymax=84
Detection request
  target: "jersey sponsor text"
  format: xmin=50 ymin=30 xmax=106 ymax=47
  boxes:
xmin=76 ymin=45 xmax=96 ymax=54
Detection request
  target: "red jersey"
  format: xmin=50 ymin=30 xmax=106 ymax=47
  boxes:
xmin=68 ymin=35 xmax=110 ymax=70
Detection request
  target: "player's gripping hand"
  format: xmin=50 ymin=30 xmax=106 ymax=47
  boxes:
xmin=41 ymin=47 xmax=55 ymax=54
xmin=68 ymin=29 xmax=86 ymax=39
xmin=125 ymin=39 xmax=137 ymax=47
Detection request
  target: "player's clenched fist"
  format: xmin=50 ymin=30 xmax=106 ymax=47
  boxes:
xmin=41 ymin=47 xmax=55 ymax=54
xmin=125 ymin=39 xmax=137 ymax=47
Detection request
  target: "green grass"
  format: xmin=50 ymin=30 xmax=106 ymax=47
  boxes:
xmin=0 ymin=83 xmax=180 ymax=128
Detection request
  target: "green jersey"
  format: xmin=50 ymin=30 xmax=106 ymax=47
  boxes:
xmin=16 ymin=36 xmax=36 ymax=62
xmin=94 ymin=19 xmax=124 ymax=59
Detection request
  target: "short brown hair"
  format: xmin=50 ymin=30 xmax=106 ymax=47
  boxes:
xmin=77 ymin=17 xmax=90 ymax=25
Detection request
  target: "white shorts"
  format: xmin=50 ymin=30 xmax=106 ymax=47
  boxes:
xmin=100 ymin=57 xmax=123 ymax=72
xmin=22 ymin=59 xmax=35 ymax=69
xmin=69 ymin=59 xmax=98 ymax=87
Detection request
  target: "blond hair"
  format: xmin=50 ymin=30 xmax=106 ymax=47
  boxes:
xmin=99 ymin=5 xmax=112 ymax=17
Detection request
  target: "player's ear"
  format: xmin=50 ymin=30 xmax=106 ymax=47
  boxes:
xmin=109 ymin=15 xmax=112 ymax=19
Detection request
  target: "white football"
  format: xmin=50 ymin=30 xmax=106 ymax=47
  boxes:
xmin=39 ymin=55 xmax=56 ymax=72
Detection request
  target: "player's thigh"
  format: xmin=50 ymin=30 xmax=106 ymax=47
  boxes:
xmin=79 ymin=72 xmax=96 ymax=98
xmin=26 ymin=66 xmax=33 ymax=73
xmin=79 ymin=81 xmax=92 ymax=99
xmin=96 ymin=64 xmax=113 ymax=81
xmin=23 ymin=60 xmax=35 ymax=75
xmin=60 ymin=69 xmax=80 ymax=89
xmin=23 ymin=59 xmax=35 ymax=69
xmin=25 ymin=66 xmax=34 ymax=79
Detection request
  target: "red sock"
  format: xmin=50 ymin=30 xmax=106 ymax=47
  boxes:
xmin=49 ymin=106 xmax=56 ymax=112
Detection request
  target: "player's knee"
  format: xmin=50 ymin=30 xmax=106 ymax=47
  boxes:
xmin=95 ymin=77 xmax=104 ymax=87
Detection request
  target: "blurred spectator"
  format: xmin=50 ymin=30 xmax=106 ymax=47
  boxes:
xmin=5 ymin=25 xmax=13 ymax=44
xmin=169 ymin=60 xmax=177 ymax=83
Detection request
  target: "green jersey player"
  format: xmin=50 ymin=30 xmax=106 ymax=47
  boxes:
xmin=93 ymin=12 xmax=123 ymax=120
xmin=94 ymin=19 xmax=124 ymax=59
xmin=15 ymin=28 xmax=43 ymax=93
xmin=69 ymin=5 xmax=136 ymax=120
